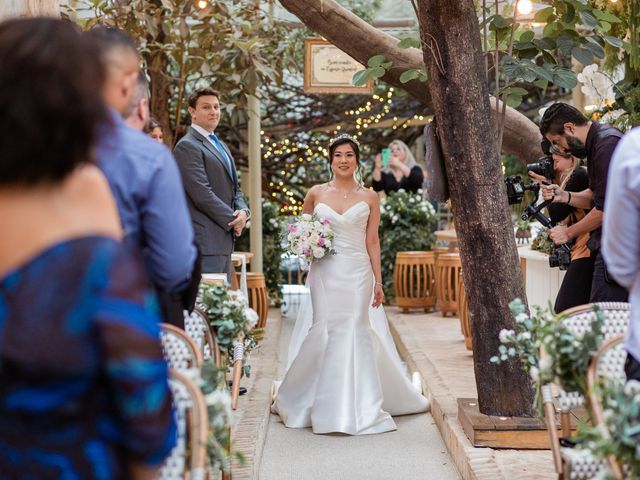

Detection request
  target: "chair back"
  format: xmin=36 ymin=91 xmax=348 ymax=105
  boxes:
xmin=160 ymin=323 xmax=204 ymax=370
xmin=587 ymin=334 xmax=626 ymax=480
xmin=184 ymin=308 xmax=221 ymax=366
xmin=557 ymin=302 xmax=630 ymax=410
xmin=158 ymin=369 xmax=208 ymax=480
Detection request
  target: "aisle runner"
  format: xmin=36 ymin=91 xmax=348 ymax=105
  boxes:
xmin=259 ymin=303 xmax=461 ymax=480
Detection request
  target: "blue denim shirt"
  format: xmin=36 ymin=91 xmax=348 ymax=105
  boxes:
xmin=97 ymin=110 xmax=197 ymax=292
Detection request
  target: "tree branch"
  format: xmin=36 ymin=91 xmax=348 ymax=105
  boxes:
xmin=278 ymin=0 xmax=542 ymax=163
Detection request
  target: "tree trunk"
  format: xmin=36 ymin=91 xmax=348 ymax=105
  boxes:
xmin=146 ymin=50 xmax=173 ymax=146
xmin=0 ymin=0 xmax=60 ymax=18
xmin=415 ymin=0 xmax=534 ymax=416
xmin=278 ymin=0 xmax=541 ymax=164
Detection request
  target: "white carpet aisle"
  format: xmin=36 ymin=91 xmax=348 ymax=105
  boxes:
xmin=258 ymin=293 xmax=461 ymax=480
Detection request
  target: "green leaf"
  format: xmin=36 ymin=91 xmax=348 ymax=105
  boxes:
xmin=593 ymin=10 xmax=621 ymax=23
xmin=552 ymin=68 xmax=578 ymax=89
xmin=398 ymin=37 xmax=421 ymax=49
xmin=401 ymin=69 xmax=426 ymax=82
xmin=399 ymin=69 xmax=421 ymax=83
xmin=598 ymin=21 xmax=611 ymax=33
xmin=533 ymin=79 xmax=549 ymax=90
xmin=603 ymin=35 xmax=623 ymax=49
xmin=534 ymin=37 xmax=555 ymax=51
xmin=352 ymin=69 xmax=370 ymax=86
xmin=490 ymin=14 xmax=513 ymax=29
xmin=532 ymin=64 xmax=554 ymax=82
xmin=369 ymin=66 xmax=386 ymax=79
xmin=572 ymin=46 xmax=594 ymax=65
xmin=579 ymin=11 xmax=598 ymax=30
xmin=562 ymin=4 xmax=575 ymax=23
xmin=519 ymin=30 xmax=535 ymax=43
xmin=367 ymin=55 xmax=386 ymax=68
xmin=534 ymin=6 xmax=554 ymax=23
xmin=584 ymin=40 xmax=605 ymax=59
xmin=556 ymin=36 xmax=576 ymax=56
xmin=381 ymin=61 xmax=393 ymax=69
xmin=542 ymin=21 xmax=557 ymax=38
xmin=509 ymin=87 xmax=529 ymax=96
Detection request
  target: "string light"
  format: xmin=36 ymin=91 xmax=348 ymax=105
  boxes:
xmin=517 ymin=0 xmax=533 ymax=15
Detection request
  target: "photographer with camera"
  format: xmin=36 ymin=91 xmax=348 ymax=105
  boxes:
xmin=537 ymin=102 xmax=628 ymax=303
xmin=529 ymin=143 xmax=594 ymax=312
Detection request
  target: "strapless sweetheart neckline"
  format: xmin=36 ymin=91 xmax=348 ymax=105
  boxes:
xmin=315 ymin=201 xmax=369 ymax=216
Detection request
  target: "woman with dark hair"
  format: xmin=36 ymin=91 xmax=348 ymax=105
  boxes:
xmin=530 ymin=146 xmax=594 ymax=313
xmin=145 ymin=116 xmax=164 ymax=143
xmin=0 ymin=18 xmax=175 ymax=479
xmin=272 ymin=133 xmax=428 ymax=435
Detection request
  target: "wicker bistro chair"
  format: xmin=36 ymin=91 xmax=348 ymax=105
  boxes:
xmin=542 ymin=302 xmax=630 ymax=480
xmin=160 ymin=323 xmax=204 ymax=371
xmin=158 ymin=369 xmax=208 ymax=480
xmin=586 ymin=335 xmax=627 ymax=480
xmin=185 ymin=308 xmax=222 ymax=366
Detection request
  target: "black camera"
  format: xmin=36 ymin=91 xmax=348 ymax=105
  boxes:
xmin=505 ymin=175 xmax=572 ymax=270
xmin=505 ymin=175 xmax=539 ymax=205
xmin=548 ymin=244 xmax=572 ymax=270
xmin=527 ymin=155 xmax=555 ymax=179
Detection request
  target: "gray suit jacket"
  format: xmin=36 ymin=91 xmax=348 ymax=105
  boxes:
xmin=173 ymin=126 xmax=249 ymax=256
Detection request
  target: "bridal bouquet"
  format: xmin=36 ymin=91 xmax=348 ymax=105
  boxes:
xmin=286 ymin=213 xmax=336 ymax=270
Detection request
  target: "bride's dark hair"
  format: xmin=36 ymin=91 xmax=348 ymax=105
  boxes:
xmin=329 ymin=134 xmax=360 ymax=164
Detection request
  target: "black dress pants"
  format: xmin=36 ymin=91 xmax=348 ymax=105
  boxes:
xmin=554 ymin=256 xmax=595 ymax=313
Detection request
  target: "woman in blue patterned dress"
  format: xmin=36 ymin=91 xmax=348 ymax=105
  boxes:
xmin=0 ymin=18 xmax=176 ymax=479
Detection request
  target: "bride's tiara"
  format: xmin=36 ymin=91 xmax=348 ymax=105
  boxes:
xmin=329 ymin=133 xmax=360 ymax=148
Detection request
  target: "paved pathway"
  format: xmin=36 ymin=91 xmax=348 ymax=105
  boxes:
xmin=258 ymin=301 xmax=461 ymax=480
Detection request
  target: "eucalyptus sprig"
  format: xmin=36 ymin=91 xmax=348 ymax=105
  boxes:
xmin=199 ymin=284 xmax=262 ymax=378
xmin=198 ymin=360 xmax=245 ymax=472
xmin=491 ymin=299 xmax=605 ymax=415
xmin=580 ymin=379 xmax=640 ymax=479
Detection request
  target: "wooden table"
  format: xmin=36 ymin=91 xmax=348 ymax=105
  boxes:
xmin=201 ymin=273 xmax=227 ymax=286
xmin=434 ymin=229 xmax=458 ymax=252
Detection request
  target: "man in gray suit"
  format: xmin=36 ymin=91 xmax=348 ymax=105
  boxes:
xmin=174 ymin=87 xmax=249 ymax=280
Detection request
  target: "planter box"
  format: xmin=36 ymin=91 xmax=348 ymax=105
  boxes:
xmin=518 ymin=246 xmax=566 ymax=310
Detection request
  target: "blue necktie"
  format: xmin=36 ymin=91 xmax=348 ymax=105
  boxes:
xmin=208 ymin=132 xmax=233 ymax=175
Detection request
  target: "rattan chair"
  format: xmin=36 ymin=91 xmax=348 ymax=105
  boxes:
xmin=542 ymin=302 xmax=629 ymax=480
xmin=185 ymin=308 xmax=221 ymax=366
xmin=160 ymin=323 xmax=204 ymax=371
xmin=586 ymin=334 xmax=627 ymax=480
xmin=158 ymin=369 xmax=208 ymax=480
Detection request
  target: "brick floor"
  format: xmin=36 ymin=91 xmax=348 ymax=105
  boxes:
xmin=387 ymin=308 xmax=556 ymax=480
xmin=227 ymin=309 xmax=282 ymax=480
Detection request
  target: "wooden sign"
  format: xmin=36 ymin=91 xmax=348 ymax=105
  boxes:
xmin=304 ymin=37 xmax=373 ymax=94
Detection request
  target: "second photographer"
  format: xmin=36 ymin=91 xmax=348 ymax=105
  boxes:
xmin=538 ymin=103 xmax=628 ymax=304
xmin=529 ymin=145 xmax=594 ymax=312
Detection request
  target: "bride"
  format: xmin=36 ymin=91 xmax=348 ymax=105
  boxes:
xmin=271 ymin=133 xmax=429 ymax=435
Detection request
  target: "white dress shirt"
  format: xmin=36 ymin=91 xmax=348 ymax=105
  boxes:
xmin=603 ymin=126 xmax=640 ymax=360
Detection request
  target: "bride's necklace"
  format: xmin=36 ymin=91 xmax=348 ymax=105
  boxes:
xmin=331 ymin=181 xmax=359 ymax=199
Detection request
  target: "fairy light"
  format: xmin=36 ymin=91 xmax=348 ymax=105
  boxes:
xmin=517 ymin=0 xmax=533 ymax=15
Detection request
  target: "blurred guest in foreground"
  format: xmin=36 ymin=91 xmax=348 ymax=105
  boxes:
xmin=603 ymin=127 xmax=640 ymax=381
xmin=372 ymin=139 xmax=424 ymax=195
xmin=0 ymin=18 xmax=176 ymax=478
xmin=145 ymin=117 xmax=165 ymax=143
xmin=86 ymin=26 xmax=200 ymax=327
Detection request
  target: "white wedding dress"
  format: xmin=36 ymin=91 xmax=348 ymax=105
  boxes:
xmin=272 ymin=201 xmax=429 ymax=435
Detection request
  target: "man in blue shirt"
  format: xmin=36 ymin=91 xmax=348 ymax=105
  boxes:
xmin=86 ymin=27 xmax=199 ymax=326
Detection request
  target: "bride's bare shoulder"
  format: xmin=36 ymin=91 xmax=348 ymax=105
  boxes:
xmin=362 ymin=188 xmax=379 ymax=206
xmin=306 ymin=183 xmax=329 ymax=198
